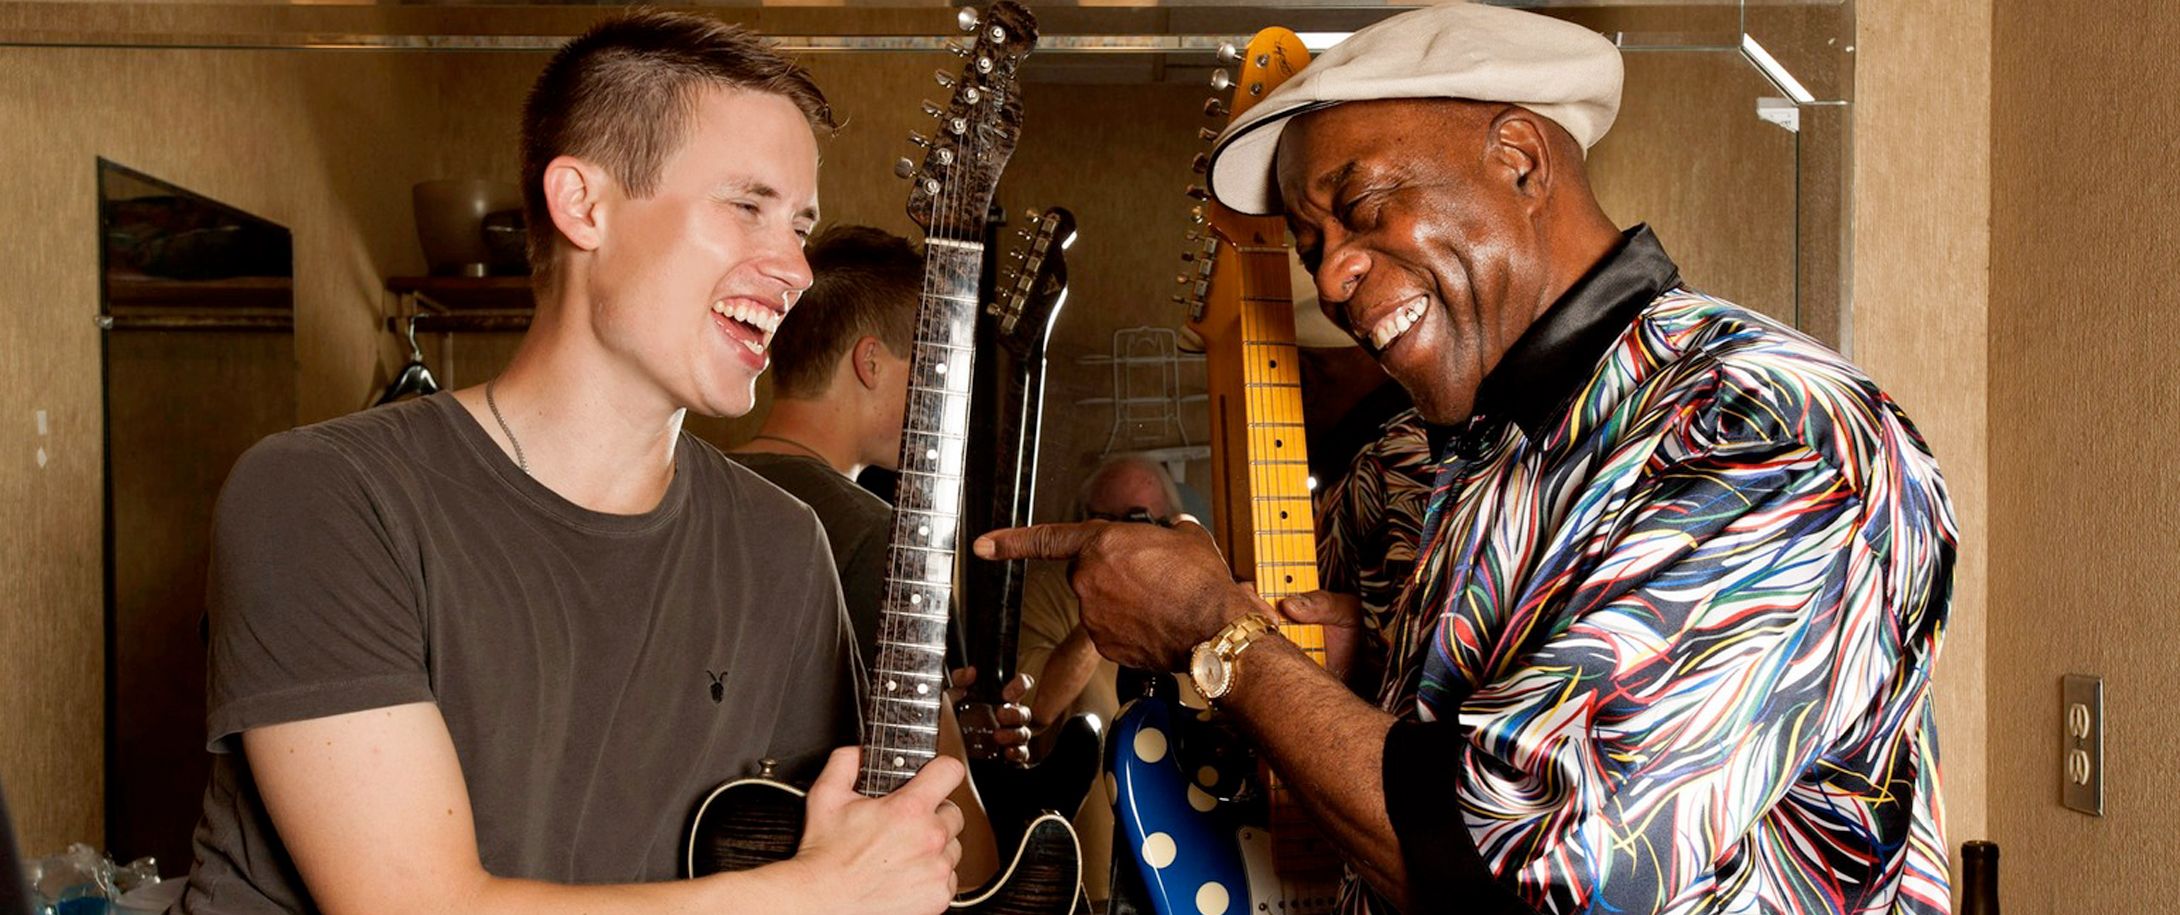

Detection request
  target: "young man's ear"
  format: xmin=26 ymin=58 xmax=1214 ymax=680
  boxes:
xmin=851 ymin=336 xmax=887 ymax=390
xmin=543 ymin=155 xmax=609 ymax=252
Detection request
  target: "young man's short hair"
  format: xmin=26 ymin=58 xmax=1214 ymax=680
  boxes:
xmin=520 ymin=10 xmax=835 ymax=285
xmin=767 ymin=225 xmax=924 ymax=399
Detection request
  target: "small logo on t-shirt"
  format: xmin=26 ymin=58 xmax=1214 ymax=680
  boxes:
xmin=706 ymin=669 xmax=727 ymax=704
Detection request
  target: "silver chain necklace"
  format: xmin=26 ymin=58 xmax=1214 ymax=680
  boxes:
xmin=484 ymin=381 xmax=529 ymax=475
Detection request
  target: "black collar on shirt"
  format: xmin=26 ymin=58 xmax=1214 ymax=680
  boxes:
xmin=1428 ymin=225 xmax=1682 ymax=453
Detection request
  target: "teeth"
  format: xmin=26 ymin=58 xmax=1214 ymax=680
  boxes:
xmin=713 ymin=299 xmax=784 ymax=347
xmin=1368 ymin=298 xmax=1428 ymax=350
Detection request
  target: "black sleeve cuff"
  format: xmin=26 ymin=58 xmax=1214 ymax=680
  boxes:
xmin=1382 ymin=719 xmax=1540 ymax=915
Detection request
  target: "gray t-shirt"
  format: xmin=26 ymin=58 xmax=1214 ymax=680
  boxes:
xmin=180 ymin=394 xmax=860 ymax=914
xmin=727 ymin=452 xmax=890 ymax=672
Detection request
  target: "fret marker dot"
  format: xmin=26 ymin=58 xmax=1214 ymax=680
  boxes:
xmin=1279 ymin=510 xmax=1289 ymax=520
xmin=893 ymin=755 xmax=906 ymax=767
xmin=910 ymin=593 xmax=922 ymax=604
xmin=919 ymin=524 xmax=930 ymax=536
xmin=1274 ymin=439 xmax=1283 ymax=448
xmin=886 ymin=679 xmax=898 ymax=691
xmin=926 ymin=448 xmax=938 ymax=461
xmin=1268 ymin=359 xmax=1278 ymax=368
xmin=916 ymin=683 xmax=930 ymax=695
xmin=935 ymin=363 xmax=948 ymax=374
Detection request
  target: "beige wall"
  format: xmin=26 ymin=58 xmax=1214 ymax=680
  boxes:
xmin=1987 ymin=1 xmax=2180 ymax=910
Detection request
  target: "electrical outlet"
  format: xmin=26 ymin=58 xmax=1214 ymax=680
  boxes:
xmin=2062 ymin=674 xmax=2103 ymax=816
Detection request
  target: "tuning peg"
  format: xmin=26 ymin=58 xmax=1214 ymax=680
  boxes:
xmin=1191 ymin=153 xmax=1210 ymax=174
xmin=1186 ymin=185 xmax=1209 ymax=202
xmin=1203 ymin=98 xmax=1229 ymax=119
xmin=962 ymin=87 xmax=983 ymax=105
xmin=909 ymin=130 xmax=932 ymax=148
xmin=1198 ymin=127 xmax=1219 ymax=143
xmin=1178 ymin=252 xmax=1195 ymax=263
xmin=1190 ymin=205 xmax=1206 ymax=224
xmin=946 ymin=115 xmax=967 ymax=136
xmin=934 ymin=69 xmax=956 ymax=89
xmin=922 ymin=99 xmax=945 ymax=118
xmin=1217 ymin=42 xmax=1241 ymax=64
xmin=957 ymin=6 xmax=980 ymax=32
xmin=945 ymin=39 xmax=971 ymax=57
xmin=1210 ymin=69 xmax=1233 ymax=91
xmin=893 ymin=157 xmax=917 ymax=179
xmin=1184 ymin=230 xmax=1202 ymax=242
xmin=933 ymin=147 xmax=955 ymax=166
xmin=923 ymin=177 xmax=942 ymax=195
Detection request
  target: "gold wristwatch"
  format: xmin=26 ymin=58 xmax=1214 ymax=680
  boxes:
xmin=1188 ymin=614 xmax=1280 ymax=703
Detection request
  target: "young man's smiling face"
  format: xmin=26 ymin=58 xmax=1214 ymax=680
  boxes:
xmin=586 ymin=85 xmax=821 ymax=419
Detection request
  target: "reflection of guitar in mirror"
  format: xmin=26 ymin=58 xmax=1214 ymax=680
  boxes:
xmin=1105 ymin=26 xmax=1343 ymax=915
xmin=684 ymin=6 xmax=1079 ymax=912
xmin=956 ymin=207 xmax=1101 ymax=860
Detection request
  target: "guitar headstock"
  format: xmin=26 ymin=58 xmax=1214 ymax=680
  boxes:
xmin=1175 ymin=27 xmax=1311 ymax=324
xmin=990 ymin=206 xmax=1075 ymax=341
xmin=901 ymin=2 xmax=1038 ymax=240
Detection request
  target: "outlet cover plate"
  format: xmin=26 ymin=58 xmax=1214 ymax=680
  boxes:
xmin=2063 ymin=674 xmax=2103 ymax=816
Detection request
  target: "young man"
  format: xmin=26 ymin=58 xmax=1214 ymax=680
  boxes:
xmin=180 ymin=13 xmax=964 ymax=915
xmin=730 ymin=224 xmax=920 ymax=670
xmin=978 ymin=4 xmax=1955 ymax=914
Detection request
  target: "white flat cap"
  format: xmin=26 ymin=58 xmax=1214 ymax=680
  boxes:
xmin=1208 ymin=2 xmax=1624 ymax=216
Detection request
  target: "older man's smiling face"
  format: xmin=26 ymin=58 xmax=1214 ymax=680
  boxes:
xmin=1275 ymin=98 xmax=1560 ymax=425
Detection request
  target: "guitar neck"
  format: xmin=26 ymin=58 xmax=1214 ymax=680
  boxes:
xmin=959 ymin=322 xmax=1046 ymax=705
xmin=1207 ymin=240 xmax=1326 ymax=667
xmin=861 ymin=239 xmax=985 ymax=797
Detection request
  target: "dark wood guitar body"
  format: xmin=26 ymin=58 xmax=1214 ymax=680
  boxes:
xmin=686 ymin=778 xmax=1082 ymax=914
xmin=966 ymin=712 xmax=1098 ymax=852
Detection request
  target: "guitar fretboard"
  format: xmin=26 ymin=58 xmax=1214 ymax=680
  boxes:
xmin=859 ymin=239 xmax=985 ymax=797
xmin=1226 ymin=243 xmax=1326 ymax=666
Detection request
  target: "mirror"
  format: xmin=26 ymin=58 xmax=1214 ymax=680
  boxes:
xmin=13 ymin=0 xmax=1851 ymax=866
xmin=98 ymin=159 xmax=295 ymax=868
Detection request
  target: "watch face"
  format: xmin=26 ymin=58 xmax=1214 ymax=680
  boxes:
xmin=1190 ymin=642 xmax=1229 ymax=698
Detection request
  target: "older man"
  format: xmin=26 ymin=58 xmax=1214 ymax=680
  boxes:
xmin=976 ymin=5 xmax=1955 ymax=915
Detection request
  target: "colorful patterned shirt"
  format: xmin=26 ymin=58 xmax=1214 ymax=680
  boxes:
xmin=1349 ymin=228 xmax=1955 ymax=915
xmin=1315 ymin=407 xmax=1435 ymax=693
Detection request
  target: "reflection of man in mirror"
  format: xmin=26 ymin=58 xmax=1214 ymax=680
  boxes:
xmin=978 ymin=4 xmax=1955 ymax=915
xmin=1014 ymin=455 xmax=1183 ymax=905
xmin=727 ymin=225 xmax=1031 ymax=882
xmin=181 ymin=12 xmax=968 ymax=915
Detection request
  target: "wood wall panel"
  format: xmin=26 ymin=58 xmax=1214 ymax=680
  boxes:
xmin=1989 ymin=1 xmax=2180 ymax=909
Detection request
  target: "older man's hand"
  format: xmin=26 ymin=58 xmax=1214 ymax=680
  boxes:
xmin=972 ymin=518 xmax=1267 ymax=671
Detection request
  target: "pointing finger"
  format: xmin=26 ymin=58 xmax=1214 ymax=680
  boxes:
xmin=972 ymin=521 xmax=1106 ymax=562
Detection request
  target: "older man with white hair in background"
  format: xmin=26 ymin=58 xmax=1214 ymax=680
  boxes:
xmin=978 ymin=4 xmax=1957 ymax=914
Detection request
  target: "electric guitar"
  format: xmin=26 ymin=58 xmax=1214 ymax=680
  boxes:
xmin=685 ymin=7 xmax=1080 ymax=912
xmin=1107 ymin=26 xmax=1342 ymax=915
xmin=957 ymin=207 xmax=1102 ymax=855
